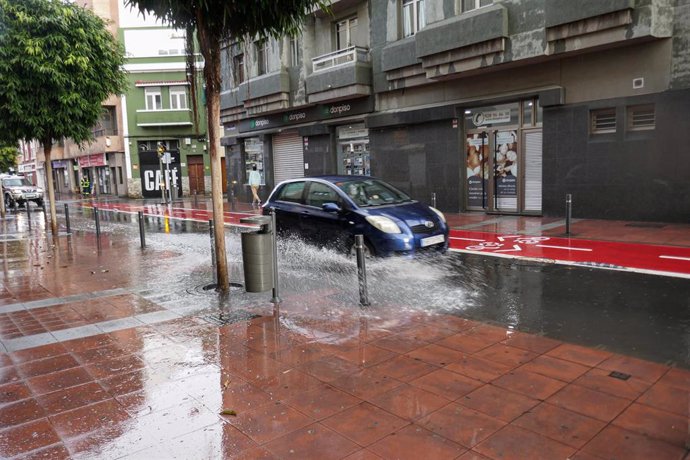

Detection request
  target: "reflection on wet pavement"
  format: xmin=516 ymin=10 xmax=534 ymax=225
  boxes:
xmin=0 ymin=206 xmax=688 ymax=459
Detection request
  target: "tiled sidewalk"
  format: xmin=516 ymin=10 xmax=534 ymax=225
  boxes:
xmin=0 ymin=206 xmax=688 ymax=459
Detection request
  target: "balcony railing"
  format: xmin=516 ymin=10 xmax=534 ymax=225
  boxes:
xmin=312 ymin=46 xmax=370 ymax=73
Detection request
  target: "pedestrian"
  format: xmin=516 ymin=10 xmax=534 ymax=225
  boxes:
xmin=80 ymin=176 xmax=90 ymax=196
xmin=248 ymin=164 xmax=262 ymax=206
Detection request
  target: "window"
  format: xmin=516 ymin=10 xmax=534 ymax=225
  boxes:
xmin=256 ymin=40 xmax=268 ymax=75
xmin=591 ymin=109 xmax=617 ymax=134
xmin=277 ymin=181 xmax=306 ymax=204
xmin=627 ymin=105 xmax=655 ymax=131
xmin=233 ymin=54 xmax=245 ymax=85
xmin=169 ymin=86 xmax=188 ymax=110
xmin=306 ymin=182 xmax=340 ymax=208
xmin=290 ymin=36 xmax=302 ymax=67
xmin=94 ymin=106 xmax=117 ymax=136
xmin=402 ymin=0 xmax=425 ymax=38
xmin=145 ymin=87 xmax=162 ymax=110
xmin=461 ymin=0 xmax=493 ymax=12
xmin=336 ymin=17 xmax=357 ymax=50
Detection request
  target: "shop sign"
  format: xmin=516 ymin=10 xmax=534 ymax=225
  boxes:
xmin=52 ymin=160 xmax=69 ymax=169
xmin=238 ymin=97 xmax=374 ymax=133
xmin=338 ymin=127 xmax=368 ymax=139
xmin=78 ymin=153 xmax=106 ymax=168
xmin=472 ymin=109 xmax=511 ymax=127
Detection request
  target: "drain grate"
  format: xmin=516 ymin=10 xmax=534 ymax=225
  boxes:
xmin=201 ymin=310 xmax=261 ymax=326
xmin=625 ymin=222 xmax=666 ymax=228
xmin=609 ymin=370 xmax=631 ymax=381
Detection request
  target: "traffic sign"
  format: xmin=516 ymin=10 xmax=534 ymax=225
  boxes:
xmin=161 ymin=152 xmax=172 ymax=164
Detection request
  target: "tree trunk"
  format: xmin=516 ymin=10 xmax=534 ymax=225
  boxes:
xmin=202 ymin=37 xmax=229 ymax=292
xmin=44 ymin=142 xmax=57 ymax=235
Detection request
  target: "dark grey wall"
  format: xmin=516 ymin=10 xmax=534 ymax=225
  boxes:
xmin=370 ymin=121 xmax=461 ymax=211
xmin=302 ymin=133 xmax=334 ymax=176
xmin=543 ymin=89 xmax=690 ymax=223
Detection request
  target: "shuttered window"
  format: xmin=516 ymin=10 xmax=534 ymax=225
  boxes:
xmin=591 ymin=109 xmax=616 ymax=134
xmin=523 ymin=131 xmax=542 ymax=213
xmin=627 ymin=105 xmax=655 ymax=131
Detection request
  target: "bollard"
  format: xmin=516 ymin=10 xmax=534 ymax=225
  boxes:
xmin=64 ymin=204 xmax=71 ymax=234
xmin=355 ymin=234 xmax=370 ymax=307
xmin=94 ymin=207 xmax=101 ymax=241
xmin=431 ymin=192 xmax=437 ymax=209
xmin=26 ymin=201 xmax=31 ymax=230
xmin=270 ymin=209 xmax=280 ymax=304
xmin=565 ymin=194 xmax=572 ymax=236
xmin=138 ymin=211 xmax=146 ymax=249
xmin=193 ymin=190 xmax=198 ymax=206
xmin=209 ymin=220 xmax=217 ymax=286
xmin=41 ymin=199 xmax=46 ymax=215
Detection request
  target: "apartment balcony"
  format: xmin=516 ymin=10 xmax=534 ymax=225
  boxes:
xmin=414 ymin=3 xmax=508 ymax=80
xmin=306 ymin=46 xmax=372 ymax=103
xmin=136 ymin=109 xmax=193 ymax=128
xmin=239 ymin=70 xmax=290 ymax=116
xmin=545 ymin=0 xmax=672 ymax=55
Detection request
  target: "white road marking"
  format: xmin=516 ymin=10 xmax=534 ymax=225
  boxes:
xmin=495 ymin=244 xmax=522 ymax=253
xmin=536 ymin=244 xmax=592 ymax=252
xmin=450 ymin=237 xmax=485 ymax=242
xmin=497 ymin=235 xmax=522 ymax=241
xmin=659 ymin=255 xmax=690 ymax=262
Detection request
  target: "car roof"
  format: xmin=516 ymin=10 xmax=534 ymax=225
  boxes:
xmin=281 ymin=175 xmax=372 ymax=185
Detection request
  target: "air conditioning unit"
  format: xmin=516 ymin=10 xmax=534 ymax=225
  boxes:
xmin=184 ymin=137 xmax=192 ymax=145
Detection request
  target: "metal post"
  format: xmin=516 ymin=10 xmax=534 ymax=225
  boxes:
xmin=94 ymin=207 xmax=101 ymax=240
xmin=270 ymin=209 xmax=280 ymax=304
xmin=159 ymin=157 xmax=166 ymax=204
xmin=431 ymin=192 xmax=437 ymax=209
xmin=64 ymin=204 xmax=70 ymax=234
xmin=138 ymin=211 xmax=146 ymax=249
xmin=230 ymin=181 xmax=236 ymax=212
xmin=209 ymin=219 xmax=217 ymax=286
xmin=41 ymin=199 xmax=46 ymax=215
xmin=193 ymin=189 xmax=198 ymax=206
xmin=165 ymin=160 xmax=172 ymax=204
xmin=26 ymin=201 xmax=31 ymax=230
xmin=355 ymin=234 xmax=370 ymax=307
xmin=565 ymin=193 xmax=572 ymax=236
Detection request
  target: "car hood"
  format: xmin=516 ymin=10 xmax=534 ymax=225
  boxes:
xmin=360 ymin=201 xmax=442 ymax=227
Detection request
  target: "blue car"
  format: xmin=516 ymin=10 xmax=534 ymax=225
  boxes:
xmin=262 ymin=175 xmax=448 ymax=257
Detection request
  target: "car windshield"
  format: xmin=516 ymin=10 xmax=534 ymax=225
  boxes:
xmin=2 ymin=178 xmax=31 ymax=187
xmin=335 ymin=179 xmax=412 ymax=207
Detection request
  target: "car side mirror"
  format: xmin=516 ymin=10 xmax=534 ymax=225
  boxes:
xmin=322 ymin=202 xmax=342 ymax=213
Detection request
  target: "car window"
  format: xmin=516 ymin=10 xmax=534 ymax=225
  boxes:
xmin=335 ymin=179 xmax=412 ymax=207
xmin=3 ymin=178 xmax=30 ymax=187
xmin=306 ymin=182 xmax=340 ymax=208
xmin=276 ymin=181 xmax=306 ymax=203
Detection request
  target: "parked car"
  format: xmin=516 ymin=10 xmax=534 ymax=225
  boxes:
xmin=262 ymin=175 xmax=448 ymax=257
xmin=1 ymin=175 xmax=44 ymax=208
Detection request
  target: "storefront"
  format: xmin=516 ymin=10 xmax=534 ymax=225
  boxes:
xmin=136 ymin=140 xmax=182 ymax=199
xmin=78 ymin=153 xmax=106 ymax=195
xmin=464 ymin=99 xmax=542 ymax=214
xmin=51 ymin=160 xmax=71 ymax=194
xmin=336 ymin=124 xmax=370 ymax=176
xmin=225 ymin=97 xmax=374 ymax=194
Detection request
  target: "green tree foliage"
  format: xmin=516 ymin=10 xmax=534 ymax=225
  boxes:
xmin=0 ymin=0 xmax=128 ymax=233
xmin=0 ymin=145 xmax=19 ymax=174
xmin=125 ymin=0 xmax=328 ymax=292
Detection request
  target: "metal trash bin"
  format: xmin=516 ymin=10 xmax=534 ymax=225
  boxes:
xmin=239 ymin=215 xmax=273 ymax=292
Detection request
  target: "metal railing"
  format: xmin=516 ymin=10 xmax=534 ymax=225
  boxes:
xmin=312 ymin=46 xmax=370 ymax=73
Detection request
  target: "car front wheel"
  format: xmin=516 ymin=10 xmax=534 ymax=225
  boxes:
xmin=34 ymin=198 xmax=43 ymax=207
xmin=348 ymin=238 xmax=375 ymax=259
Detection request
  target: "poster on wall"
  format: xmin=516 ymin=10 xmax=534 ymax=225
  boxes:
xmin=494 ymin=130 xmax=518 ymax=197
xmin=139 ymin=151 xmax=181 ymax=198
xmin=466 ymin=134 xmax=488 ymax=208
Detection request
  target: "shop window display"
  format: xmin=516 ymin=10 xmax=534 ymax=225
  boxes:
xmin=244 ymin=138 xmax=265 ymax=185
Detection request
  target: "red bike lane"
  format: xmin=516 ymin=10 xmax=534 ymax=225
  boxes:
xmin=449 ymin=229 xmax=690 ymax=278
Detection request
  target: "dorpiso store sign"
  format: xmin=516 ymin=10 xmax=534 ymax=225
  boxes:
xmin=238 ymin=97 xmax=374 ymax=133
xmin=78 ymin=153 xmax=106 ymax=168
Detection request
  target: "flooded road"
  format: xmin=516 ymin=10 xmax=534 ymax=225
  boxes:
xmin=49 ymin=206 xmax=690 ymax=368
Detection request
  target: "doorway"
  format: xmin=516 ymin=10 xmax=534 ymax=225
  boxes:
xmin=464 ymin=100 xmax=542 ymax=214
xmin=188 ymin=155 xmax=205 ymax=195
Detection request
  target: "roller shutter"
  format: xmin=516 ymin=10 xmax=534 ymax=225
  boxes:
xmin=523 ymin=130 xmax=542 ymax=213
xmin=272 ymin=131 xmax=304 ymax=184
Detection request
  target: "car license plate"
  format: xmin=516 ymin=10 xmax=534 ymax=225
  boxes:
xmin=421 ymin=234 xmax=445 ymax=247
xmin=24 ymin=194 xmax=37 ymax=199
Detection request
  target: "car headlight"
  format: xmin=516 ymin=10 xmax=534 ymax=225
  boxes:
xmin=429 ymin=206 xmax=446 ymax=224
xmin=365 ymin=215 xmax=401 ymax=234
xmin=11 ymin=190 xmax=21 ymax=196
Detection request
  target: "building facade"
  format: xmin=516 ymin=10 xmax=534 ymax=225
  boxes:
xmin=118 ymin=3 xmax=212 ymax=199
xmin=221 ymin=0 xmax=688 ymax=223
